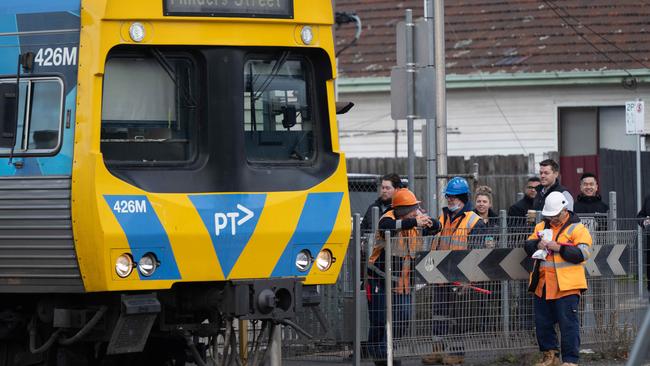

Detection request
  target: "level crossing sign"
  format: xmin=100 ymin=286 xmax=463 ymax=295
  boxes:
xmin=415 ymin=245 xmax=630 ymax=284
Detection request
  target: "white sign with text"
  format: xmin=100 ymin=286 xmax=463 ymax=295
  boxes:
xmin=625 ymin=100 xmax=645 ymax=135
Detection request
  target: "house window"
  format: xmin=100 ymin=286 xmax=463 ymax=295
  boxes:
xmin=0 ymin=78 xmax=64 ymax=154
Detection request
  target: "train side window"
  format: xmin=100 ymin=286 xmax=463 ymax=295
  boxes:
xmin=243 ymin=56 xmax=315 ymax=162
xmin=0 ymin=78 xmax=63 ymax=154
xmin=101 ymin=52 xmax=196 ymax=165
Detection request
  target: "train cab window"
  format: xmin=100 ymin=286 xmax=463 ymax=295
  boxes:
xmin=243 ymin=55 xmax=315 ymax=162
xmin=0 ymin=78 xmax=63 ymax=154
xmin=101 ymin=52 xmax=196 ymax=165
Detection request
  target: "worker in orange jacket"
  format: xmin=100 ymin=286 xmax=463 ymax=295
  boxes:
xmin=367 ymin=188 xmax=438 ymax=366
xmin=524 ymin=191 xmax=592 ymax=366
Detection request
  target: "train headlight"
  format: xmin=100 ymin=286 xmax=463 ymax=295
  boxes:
xmin=138 ymin=253 xmax=158 ymax=277
xmin=129 ymin=22 xmax=146 ymax=42
xmin=300 ymin=26 xmax=313 ymax=45
xmin=295 ymin=250 xmax=312 ymax=272
xmin=115 ymin=253 xmax=134 ymax=278
xmin=316 ymin=249 xmax=334 ymax=271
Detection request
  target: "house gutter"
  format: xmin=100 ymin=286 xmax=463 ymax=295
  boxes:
xmin=336 ymin=68 xmax=650 ymax=93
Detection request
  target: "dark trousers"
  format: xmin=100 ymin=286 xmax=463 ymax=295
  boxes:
xmin=533 ymin=294 xmax=580 ymax=364
xmin=367 ymin=278 xmax=411 ymax=360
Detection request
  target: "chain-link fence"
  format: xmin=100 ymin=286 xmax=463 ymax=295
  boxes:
xmin=280 ymin=211 xmax=650 ymax=364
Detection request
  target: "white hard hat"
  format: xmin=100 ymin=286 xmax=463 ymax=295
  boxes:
xmin=542 ymin=191 xmax=568 ymax=217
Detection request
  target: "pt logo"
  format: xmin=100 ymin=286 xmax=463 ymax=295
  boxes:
xmin=214 ymin=204 xmax=255 ymax=236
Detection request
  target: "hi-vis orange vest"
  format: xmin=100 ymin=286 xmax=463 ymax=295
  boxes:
xmin=368 ymin=211 xmax=421 ymax=294
xmin=528 ymin=219 xmax=592 ymax=294
xmin=434 ymin=210 xmax=481 ymax=250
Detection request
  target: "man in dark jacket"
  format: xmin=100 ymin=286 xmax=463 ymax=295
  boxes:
xmin=508 ymin=177 xmax=541 ymax=226
xmin=574 ymin=173 xmax=609 ymax=214
xmin=533 ymin=159 xmax=574 ymax=212
xmin=361 ymin=173 xmax=402 ymax=232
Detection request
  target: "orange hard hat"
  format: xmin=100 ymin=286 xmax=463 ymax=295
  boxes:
xmin=391 ymin=188 xmax=420 ymax=207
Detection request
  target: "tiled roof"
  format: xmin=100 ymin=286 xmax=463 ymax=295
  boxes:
xmin=334 ymin=0 xmax=650 ymax=78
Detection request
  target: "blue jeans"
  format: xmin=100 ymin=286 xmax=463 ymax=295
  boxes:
xmin=534 ymin=294 xmax=580 ymax=364
xmin=366 ymin=278 xmax=411 ymax=360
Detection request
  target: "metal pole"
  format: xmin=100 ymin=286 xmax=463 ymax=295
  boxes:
xmin=626 ymin=306 xmax=650 ymax=366
xmin=239 ymin=319 xmax=248 ymax=363
xmin=424 ymin=0 xmax=438 ymax=216
xmin=405 ymin=9 xmax=416 ymax=193
xmin=269 ymin=323 xmax=281 ymax=366
xmin=353 ymin=214 xmax=362 ymax=366
xmin=637 ymin=135 xmax=644 ymax=299
xmin=384 ymin=230 xmax=393 ymax=366
xmin=434 ymin=0 xmax=448 ymax=212
xmin=369 ymin=206 xmax=380 ymax=257
xmin=499 ymin=210 xmax=510 ymax=344
xmin=608 ymin=191 xmax=617 ymax=232
xmin=528 ymin=153 xmax=536 ymax=176
xmin=394 ymin=120 xmax=399 ymax=159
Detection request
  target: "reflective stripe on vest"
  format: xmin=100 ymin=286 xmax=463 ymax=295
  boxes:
xmin=566 ymin=223 xmax=578 ymax=236
xmin=540 ymin=260 xmax=583 ymax=269
xmin=577 ymin=243 xmax=590 ymax=259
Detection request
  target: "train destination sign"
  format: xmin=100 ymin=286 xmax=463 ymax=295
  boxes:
xmin=163 ymin=0 xmax=293 ymax=18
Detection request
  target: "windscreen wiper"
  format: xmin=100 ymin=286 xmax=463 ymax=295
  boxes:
xmin=252 ymin=51 xmax=290 ymax=101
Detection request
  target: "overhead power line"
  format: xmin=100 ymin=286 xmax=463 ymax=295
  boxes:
xmin=542 ymin=0 xmax=634 ymax=78
xmin=544 ymin=0 xmax=650 ymax=70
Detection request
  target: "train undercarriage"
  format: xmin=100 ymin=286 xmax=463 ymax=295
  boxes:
xmin=0 ymin=279 xmax=312 ymax=366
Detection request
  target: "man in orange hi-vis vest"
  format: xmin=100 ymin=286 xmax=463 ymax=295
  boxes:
xmin=367 ymin=188 xmax=439 ymax=366
xmin=422 ymin=177 xmax=485 ymax=366
xmin=524 ymin=191 xmax=592 ymax=366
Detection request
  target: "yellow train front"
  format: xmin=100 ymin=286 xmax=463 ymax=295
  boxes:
xmin=0 ymin=0 xmax=350 ymax=364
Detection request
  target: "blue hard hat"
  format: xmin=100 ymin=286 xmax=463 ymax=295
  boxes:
xmin=445 ymin=177 xmax=470 ymax=195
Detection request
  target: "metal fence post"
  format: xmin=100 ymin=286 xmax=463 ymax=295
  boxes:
xmin=353 ymin=214 xmax=361 ymax=366
xmin=608 ymin=191 xmax=617 ymax=232
xmin=269 ymin=323 xmax=282 ymax=366
xmin=499 ymin=210 xmax=510 ymax=343
xmin=385 ymin=230 xmax=393 ymax=366
xmin=626 ymin=306 xmax=650 ymax=366
xmin=369 ymin=207 xmax=380 ymax=255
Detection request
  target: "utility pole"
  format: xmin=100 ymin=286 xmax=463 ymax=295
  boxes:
xmin=424 ymin=0 xmax=437 ymax=216
xmin=405 ymin=9 xmax=416 ymax=193
xmin=434 ymin=0 xmax=448 ymax=212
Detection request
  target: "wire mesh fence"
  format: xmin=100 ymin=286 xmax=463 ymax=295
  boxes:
xmin=281 ymin=215 xmax=650 ymax=364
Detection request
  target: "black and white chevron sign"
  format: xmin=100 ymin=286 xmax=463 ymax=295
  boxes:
xmin=415 ymin=245 xmax=630 ymax=284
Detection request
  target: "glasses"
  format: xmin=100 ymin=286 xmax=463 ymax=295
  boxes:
xmin=526 ymin=186 xmax=538 ymax=189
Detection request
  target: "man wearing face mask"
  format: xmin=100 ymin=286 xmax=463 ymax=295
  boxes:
xmin=524 ymin=192 xmax=592 ymax=366
xmin=435 ymin=177 xmax=486 ymax=250
xmin=422 ymin=177 xmax=485 ymax=365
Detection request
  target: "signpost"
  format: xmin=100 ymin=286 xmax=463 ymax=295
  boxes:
xmin=391 ymin=11 xmax=436 ymax=198
xmin=626 ymin=100 xmax=646 ymax=299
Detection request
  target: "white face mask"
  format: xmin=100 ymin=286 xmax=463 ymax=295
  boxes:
xmin=448 ymin=203 xmax=461 ymax=212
